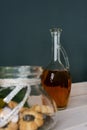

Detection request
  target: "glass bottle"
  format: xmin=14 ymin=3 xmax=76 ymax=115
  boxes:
xmin=41 ymin=28 xmax=72 ymax=110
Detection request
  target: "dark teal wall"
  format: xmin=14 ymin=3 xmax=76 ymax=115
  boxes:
xmin=0 ymin=0 xmax=87 ymax=82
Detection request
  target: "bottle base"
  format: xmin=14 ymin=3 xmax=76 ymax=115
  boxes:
xmin=57 ymin=106 xmax=67 ymax=111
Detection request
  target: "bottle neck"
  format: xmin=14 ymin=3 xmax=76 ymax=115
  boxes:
xmin=48 ymin=28 xmax=69 ymax=70
xmin=51 ymin=30 xmax=61 ymax=63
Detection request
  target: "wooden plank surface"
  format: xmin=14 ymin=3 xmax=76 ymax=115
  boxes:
xmin=54 ymin=82 xmax=87 ymax=130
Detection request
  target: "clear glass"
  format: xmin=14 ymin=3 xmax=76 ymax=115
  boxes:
xmin=41 ymin=28 xmax=72 ymax=110
xmin=0 ymin=66 xmax=57 ymax=129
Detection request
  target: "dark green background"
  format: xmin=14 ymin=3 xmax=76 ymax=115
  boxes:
xmin=0 ymin=0 xmax=87 ymax=82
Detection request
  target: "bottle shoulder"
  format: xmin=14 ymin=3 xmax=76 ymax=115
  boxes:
xmin=45 ymin=61 xmax=65 ymax=70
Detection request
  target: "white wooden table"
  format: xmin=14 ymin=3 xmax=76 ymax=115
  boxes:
xmin=54 ymin=82 xmax=87 ymax=130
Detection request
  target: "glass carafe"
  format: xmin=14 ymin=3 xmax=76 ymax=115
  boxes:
xmin=41 ymin=28 xmax=72 ymax=110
